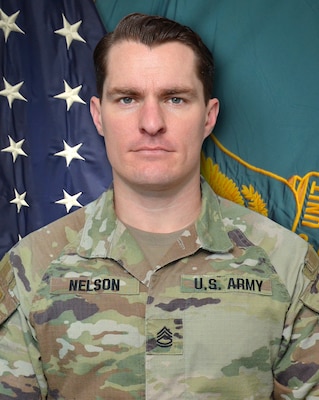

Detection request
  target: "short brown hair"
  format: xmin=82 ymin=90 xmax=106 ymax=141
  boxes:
xmin=93 ymin=13 xmax=215 ymax=103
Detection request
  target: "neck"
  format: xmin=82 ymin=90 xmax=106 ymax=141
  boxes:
xmin=113 ymin=176 xmax=202 ymax=233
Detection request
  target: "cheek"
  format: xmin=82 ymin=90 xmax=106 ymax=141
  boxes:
xmin=102 ymin=128 xmax=127 ymax=161
xmin=103 ymin=140 xmax=120 ymax=169
xmin=179 ymin=118 xmax=208 ymax=145
xmin=101 ymin=113 xmax=130 ymax=137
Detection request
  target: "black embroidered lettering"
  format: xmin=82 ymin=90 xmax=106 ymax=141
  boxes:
xmin=87 ymin=280 xmax=94 ymax=291
xmin=208 ymin=278 xmax=217 ymax=290
xmin=94 ymin=279 xmax=101 ymax=291
xmin=101 ymin=278 xmax=120 ymax=291
xmin=111 ymin=279 xmax=120 ymax=292
xmin=227 ymin=278 xmax=264 ymax=292
xmin=69 ymin=279 xmax=78 ymax=291
xmin=255 ymin=280 xmax=263 ymax=292
xmin=194 ymin=277 xmax=203 ymax=290
xmin=68 ymin=278 xmax=121 ymax=292
xmin=181 ymin=274 xmax=271 ymax=295
xmin=245 ymin=279 xmax=255 ymax=291
xmin=78 ymin=280 xmax=87 ymax=291
xmin=102 ymin=279 xmax=110 ymax=290
xmin=237 ymin=278 xmax=245 ymax=290
xmin=227 ymin=277 xmax=236 ymax=289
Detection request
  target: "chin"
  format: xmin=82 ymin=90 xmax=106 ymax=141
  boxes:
xmin=135 ymin=173 xmax=190 ymax=193
xmin=128 ymin=172 xmax=167 ymax=186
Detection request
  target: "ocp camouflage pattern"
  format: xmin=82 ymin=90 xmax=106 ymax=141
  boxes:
xmin=0 ymin=180 xmax=319 ymax=399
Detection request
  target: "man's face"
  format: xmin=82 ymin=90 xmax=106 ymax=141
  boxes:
xmin=91 ymin=40 xmax=219 ymax=192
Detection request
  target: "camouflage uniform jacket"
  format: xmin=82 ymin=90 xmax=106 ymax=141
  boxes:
xmin=0 ymin=180 xmax=319 ymax=399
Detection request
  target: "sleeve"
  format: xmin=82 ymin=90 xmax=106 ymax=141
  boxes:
xmin=0 ymin=253 xmax=46 ymax=399
xmin=273 ymin=246 xmax=319 ymax=399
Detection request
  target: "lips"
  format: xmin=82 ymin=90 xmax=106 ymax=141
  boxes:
xmin=134 ymin=146 xmax=170 ymax=152
xmin=130 ymin=143 xmax=175 ymax=154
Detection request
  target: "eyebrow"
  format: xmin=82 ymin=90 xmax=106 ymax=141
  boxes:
xmin=106 ymin=87 xmax=139 ymax=97
xmin=105 ymin=86 xmax=199 ymax=99
xmin=161 ymin=87 xmax=198 ymax=98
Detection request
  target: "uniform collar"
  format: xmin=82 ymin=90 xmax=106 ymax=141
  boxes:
xmin=196 ymin=178 xmax=234 ymax=253
xmin=77 ymin=178 xmax=233 ymax=260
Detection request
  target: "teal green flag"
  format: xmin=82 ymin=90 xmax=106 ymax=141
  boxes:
xmin=96 ymin=0 xmax=319 ymax=252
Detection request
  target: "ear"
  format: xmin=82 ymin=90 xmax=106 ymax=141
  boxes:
xmin=203 ymin=98 xmax=219 ymax=139
xmin=90 ymin=96 xmax=103 ymax=136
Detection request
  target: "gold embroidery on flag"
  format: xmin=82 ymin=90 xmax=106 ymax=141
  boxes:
xmin=201 ymin=133 xmax=319 ymax=254
xmin=201 ymin=152 xmax=268 ymax=216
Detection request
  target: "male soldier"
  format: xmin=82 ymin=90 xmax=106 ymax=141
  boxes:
xmin=0 ymin=12 xmax=319 ymax=399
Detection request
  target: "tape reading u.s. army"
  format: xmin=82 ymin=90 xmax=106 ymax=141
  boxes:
xmin=181 ymin=274 xmax=272 ymax=295
xmin=50 ymin=276 xmax=139 ymax=294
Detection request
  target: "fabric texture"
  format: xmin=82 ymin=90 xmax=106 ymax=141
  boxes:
xmin=0 ymin=180 xmax=318 ymax=398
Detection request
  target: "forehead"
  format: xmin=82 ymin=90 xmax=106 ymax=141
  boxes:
xmin=105 ymin=40 xmax=200 ymax=89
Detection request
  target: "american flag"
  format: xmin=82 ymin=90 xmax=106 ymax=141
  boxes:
xmin=0 ymin=0 xmax=112 ymax=259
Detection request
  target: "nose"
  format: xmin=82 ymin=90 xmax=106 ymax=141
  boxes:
xmin=138 ymin=98 xmax=166 ymax=136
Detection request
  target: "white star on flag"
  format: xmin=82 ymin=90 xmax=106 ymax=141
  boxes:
xmin=54 ymin=80 xmax=86 ymax=111
xmin=0 ymin=0 xmax=113 ymax=260
xmin=10 ymin=189 xmax=29 ymax=213
xmin=55 ymin=190 xmax=83 ymax=213
xmin=1 ymin=135 xmax=28 ymax=162
xmin=54 ymin=140 xmax=85 ymax=166
xmin=54 ymin=14 xmax=86 ymax=49
xmin=0 ymin=9 xmax=25 ymax=42
xmin=0 ymin=77 xmax=27 ymax=108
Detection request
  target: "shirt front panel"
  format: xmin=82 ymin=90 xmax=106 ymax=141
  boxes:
xmin=3 ymin=180 xmax=318 ymax=399
xmin=29 ymin=236 xmax=290 ymax=399
xmin=144 ymin=244 xmax=290 ymax=399
xmin=30 ymin=254 xmax=148 ymax=400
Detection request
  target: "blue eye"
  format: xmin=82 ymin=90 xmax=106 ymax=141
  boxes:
xmin=120 ymin=97 xmax=133 ymax=104
xmin=171 ymin=97 xmax=183 ymax=104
